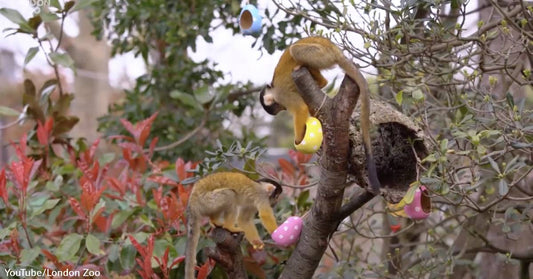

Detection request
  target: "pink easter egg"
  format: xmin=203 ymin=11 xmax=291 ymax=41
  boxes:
xmin=272 ymin=216 xmax=303 ymax=247
xmin=404 ymin=186 xmax=431 ymax=220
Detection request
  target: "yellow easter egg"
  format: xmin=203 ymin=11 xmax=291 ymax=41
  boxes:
xmin=294 ymin=117 xmax=323 ymax=154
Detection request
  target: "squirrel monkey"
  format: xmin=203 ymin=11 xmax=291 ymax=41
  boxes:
xmin=184 ymin=172 xmax=282 ymax=279
xmin=260 ymin=36 xmax=381 ymax=193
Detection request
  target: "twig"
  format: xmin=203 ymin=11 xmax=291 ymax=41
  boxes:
xmin=151 ymin=110 xmax=209 ymax=152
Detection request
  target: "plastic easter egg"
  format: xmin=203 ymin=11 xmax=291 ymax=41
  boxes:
xmin=294 ymin=117 xmax=323 ymax=154
xmin=272 ymin=216 xmax=302 ymax=247
xmin=239 ymin=4 xmax=262 ymax=35
xmin=403 ymin=186 xmax=431 ymax=220
xmin=388 ymin=185 xmax=431 ymax=220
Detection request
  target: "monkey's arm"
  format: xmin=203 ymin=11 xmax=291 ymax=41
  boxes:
xmin=290 ymin=104 xmax=310 ymax=144
xmin=237 ymin=207 xmax=264 ymax=249
xmin=256 ymin=201 xmax=278 ymax=234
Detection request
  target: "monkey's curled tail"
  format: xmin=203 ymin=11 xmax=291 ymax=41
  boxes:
xmin=185 ymin=207 xmax=200 ymax=279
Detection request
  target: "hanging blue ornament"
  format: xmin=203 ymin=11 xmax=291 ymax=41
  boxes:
xmin=239 ymin=4 xmax=262 ymax=35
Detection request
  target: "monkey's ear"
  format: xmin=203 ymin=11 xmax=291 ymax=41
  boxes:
xmin=260 ymin=86 xmax=286 ymax=115
xmin=258 ymin=178 xmax=283 ymax=199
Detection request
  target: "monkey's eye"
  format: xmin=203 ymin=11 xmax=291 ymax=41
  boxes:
xmin=266 ymin=83 xmax=272 ymax=89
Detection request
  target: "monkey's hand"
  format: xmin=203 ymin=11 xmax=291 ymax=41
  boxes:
xmin=252 ymin=240 xmax=264 ymax=250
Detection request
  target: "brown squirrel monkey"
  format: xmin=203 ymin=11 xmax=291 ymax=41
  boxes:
xmin=259 ymin=36 xmax=381 ymax=193
xmin=184 ymin=172 xmax=282 ymax=279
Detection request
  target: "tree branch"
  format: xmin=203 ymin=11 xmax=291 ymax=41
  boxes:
xmin=204 ymin=227 xmax=247 ymax=279
xmin=279 ymin=67 xmax=374 ymax=278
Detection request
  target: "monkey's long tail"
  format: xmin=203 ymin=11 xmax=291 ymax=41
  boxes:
xmin=185 ymin=208 xmax=200 ymax=279
xmin=339 ymin=58 xmax=381 ymax=194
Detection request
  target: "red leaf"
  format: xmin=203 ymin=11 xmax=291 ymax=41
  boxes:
xmin=170 ymin=256 xmax=186 ymax=269
xmin=137 ymin=112 xmax=158 ymax=147
xmin=119 ymin=112 xmax=158 ymax=147
xmin=107 ymin=177 xmax=126 ymax=196
xmin=175 ymin=158 xmax=186 ymax=181
xmin=88 ymin=138 xmax=101 ymax=161
xmin=390 ymin=224 xmax=402 ymax=233
xmin=278 ymin=158 xmax=295 ymax=178
xmin=68 ymin=197 xmax=86 ymax=218
xmin=11 ymin=134 xmax=27 ymax=160
xmin=289 ymin=149 xmax=313 ymax=165
xmin=0 ymin=168 xmax=8 ymax=205
xmin=149 ymin=176 xmax=179 ymax=187
xmin=196 ymin=258 xmax=215 ymax=279
xmin=36 ymin=118 xmax=54 ymax=146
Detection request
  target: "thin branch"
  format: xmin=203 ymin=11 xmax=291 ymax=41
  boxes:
xmin=152 ymin=110 xmax=209 ymax=152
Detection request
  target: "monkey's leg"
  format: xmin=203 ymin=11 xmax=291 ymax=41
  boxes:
xmin=291 ymin=104 xmax=310 ymax=144
xmin=290 ymin=43 xmax=338 ymax=69
xmin=222 ymin=207 xmax=243 ymax=233
xmin=308 ymin=68 xmax=328 ymax=88
xmin=202 ymin=188 xmax=237 ymax=228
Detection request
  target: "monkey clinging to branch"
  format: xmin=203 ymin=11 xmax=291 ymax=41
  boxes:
xmin=259 ymin=36 xmax=381 ymax=193
xmin=184 ymin=172 xmax=282 ymax=279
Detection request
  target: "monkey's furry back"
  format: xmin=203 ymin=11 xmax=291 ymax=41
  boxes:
xmin=189 ymin=172 xmax=266 ymax=203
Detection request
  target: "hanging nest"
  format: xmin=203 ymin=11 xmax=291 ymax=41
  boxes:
xmin=348 ymin=100 xmax=432 ymax=204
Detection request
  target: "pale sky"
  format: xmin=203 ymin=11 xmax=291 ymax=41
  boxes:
xmin=0 ymin=0 xmax=284 ymax=88
xmin=0 ymin=1 xmax=479 ymax=90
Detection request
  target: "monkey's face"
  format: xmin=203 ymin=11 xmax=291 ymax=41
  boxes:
xmin=260 ymin=85 xmax=286 ymax=115
xmin=257 ymin=178 xmax=283 ymax=204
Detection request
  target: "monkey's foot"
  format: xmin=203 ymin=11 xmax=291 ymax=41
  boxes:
xmin=252 ymin=240 xmax=264 ymax=250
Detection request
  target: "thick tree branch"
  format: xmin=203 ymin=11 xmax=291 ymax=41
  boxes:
xmin=279 ymin=67 xmax=375 ymax=278
xmin=204 ymin=227 xmax=247 ymax=279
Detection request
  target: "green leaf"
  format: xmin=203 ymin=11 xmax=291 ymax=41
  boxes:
xmin=395 ymin=90 xmax=403 ymax=105
xmin=49 ymin=52 xmax=75 ymax=71
xmin=28 ymin=15 xmax=42 ymax=30
xmin=194 ymin=85 xmax=214 ymax=105
xmin=50 ymin=0 xmax=62 ymax=9
xmin=31 ymin=198 xmax=60 ymax=218
xmin=0 ymin=8 xmax=27 ymax=26
xmin=120 ymin=245 xmax=137 ymax=270
xmin=440 ymin=139 xmax=448 ymax=153
xmin=56 ymin=233 xmax=83 ymax=262
xmin=412 ymin=88 xmax=424 ymax=100
xmin=498 ymin=179 xmax=509 ymax=196
xmin=70 ymin=0 xmax=99 ymax=12
xmin=64 ymin=1 xmax=75 ymax=12
xmin=24 ymin=47 xmax=39 ymax=65
xmin=487 ymin=156 xmax=500 ymax=174
xmin=20 ymin=247 xmax=41 ymax=266
xmin=297 ymin=190 xmax=311 ymax=209
xmin=0 ymin=106 xmax=20 ymax=117
xmin=41 ymin=11 xmax=60 ymax=22
xmin=40 ymin=79 xmax=58 ymax=101
xmin=170 ymin=90 xmax=199 ymax=109
xmin=90 ymin=200 xmax=105 ymax=221
xmin=505 ymin=92 xmax=514 ymax=108
xmin=108 ymin=244 xmax=120 ymax=261
xmin=0 ymin=223 xmax=16 ymax=240
xmin=111 ymin=209 xmax=134 ymax=229
xmin=86 ymin=234 xmax=102 ymax=255
xmin=0 ymin=8 xmax=33 ymax=33
xmin=402 ymin=185 xmax=419 ymax=204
